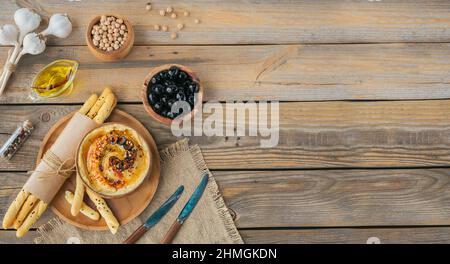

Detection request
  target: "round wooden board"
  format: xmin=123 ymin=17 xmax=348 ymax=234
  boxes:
xmin=36 ymin=109 xmax=160 ymax=230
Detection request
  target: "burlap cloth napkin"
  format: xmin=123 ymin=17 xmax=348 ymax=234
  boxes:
xmin=34 ymin=139 xmax=243 ymax=244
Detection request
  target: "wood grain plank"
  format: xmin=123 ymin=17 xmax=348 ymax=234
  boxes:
xmin=2 ymin=100 xmax=450 ymax=170
xmin=2 ymin=169 xmax=450 ymax=231
xmin=3 ymin=227 xmax=450 ymax=244
xmin=1 ymin=0 xmax=449 ymax=45
xmin=1 ymin=43 xmax=450 ymax=104
xmin=241 ymin=227 xmax=450 ymax=244
xmin=216 ymin=169 xmax=450 ymax=228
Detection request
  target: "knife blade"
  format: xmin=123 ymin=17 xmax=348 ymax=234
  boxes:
xmin=123 ymin=185 xmax=184 ymax=244
xmin=161 ymin=173 xmax=209 ymax=244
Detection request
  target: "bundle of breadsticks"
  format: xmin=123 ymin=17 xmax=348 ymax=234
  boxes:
xmin=2 ymin=87 xmax=120 ymax=237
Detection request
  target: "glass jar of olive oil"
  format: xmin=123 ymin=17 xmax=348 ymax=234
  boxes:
xmin=29 ymin=60 xmax=78 ymax=101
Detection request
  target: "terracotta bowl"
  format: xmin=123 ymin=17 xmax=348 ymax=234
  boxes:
xmin=76 ymin=123 xmax=152 ymax=199
xmin=142 ymin=64 xmax=204 ymax=126
xmin=86 ymin=14 xmax=135 ymax=61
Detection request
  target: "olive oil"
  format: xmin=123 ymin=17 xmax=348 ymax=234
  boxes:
xmin=31 ymin=60 xmax=78 ymax=99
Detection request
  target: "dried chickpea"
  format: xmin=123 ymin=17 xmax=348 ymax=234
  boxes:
xmin=171 ymin=32 xmax=177 ymax=39
xmin=166 ymin=6 xmax=173 ymax=13
xmin=184 ymin=11 xmax=190 ymax=17
xmin=159 ymin=10 xmax=166 ymax=16
xmin=146 ymin=3 xmax=152 ymax=11
xmin=194 ymin=19 xmax=201 ymax=24
xmin=171 ymin=13 xmax=177 ymax=19
xmin=177 ymin=23 xmax=184 ymax=30
xmin=91 ymin=15 xmax=128 ymax=52
xmin=154 ymin=24 xmax=160 ymax=31
xmin=162 ymin=25 xmax=168 ymax=32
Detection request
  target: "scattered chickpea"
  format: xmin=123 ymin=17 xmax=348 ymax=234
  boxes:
xmin=145 ymin=3 xmax=152 ymax=11
xmin=183 ymin=11 xmax=190 ymax=17
xmin=194 ymin=19 xmax=201 ymax=24
xmin=154 ymin=24 xmax=160 ymax=31
xmin=159 ymin=10 xmax=166 ymax=16
xmin=162 ymin=25 xmax=168 ymax=32
xmin=171 ymin=13 xmax=177 ymax=19
xmin=166 ymin=6 xmax=173 ymax=13
xmin=171 ymin=32 xmax=177 ymax=39
xmin=177 ymin=23 xmax=184 ymax=30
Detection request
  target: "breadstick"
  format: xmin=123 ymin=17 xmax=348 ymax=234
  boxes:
xmin=87 ymin=87 xmax=112 ymax=119
xmin=86 ymin=189 xmax=119 ymax=234
xmin=65 ymin=191 xmax=100 ymax=221
xmin=16 ymin=200 xmax=47 ymax=238
xmin=93 ymin=93 xmax=116 ymax=124
xmin=71 ymin=174 xmax=85 ymax=216
xmin=13 ymin=195 xmax=39 ymax=229
xmin=79 ymin=94 xmax=98 ymax=115
xmin=2 ymin=189 xmax=29 ymax=229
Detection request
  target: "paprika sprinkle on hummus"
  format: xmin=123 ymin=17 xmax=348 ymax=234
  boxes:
xmin=77 ymin=123 xmax=150 ymax=197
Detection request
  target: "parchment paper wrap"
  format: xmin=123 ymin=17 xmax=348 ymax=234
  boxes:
xmin=23 ymin=112 xmax=99 ymax=203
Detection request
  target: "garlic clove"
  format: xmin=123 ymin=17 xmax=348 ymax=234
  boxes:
xmin=14 ymin=8 xmax=41 ymax=42
xmin=0 ymin=24 xmax=19 ymax=46
xmin=41 ymin=13 xmax=73 ymax=39
xmin=22 ymin=32 xmax=46 ymax=55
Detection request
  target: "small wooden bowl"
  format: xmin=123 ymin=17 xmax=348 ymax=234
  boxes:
xmin=142 ymin=64 xmax=204 ymax=126
xmin=86 ymin=14 xmax=135 ymax=61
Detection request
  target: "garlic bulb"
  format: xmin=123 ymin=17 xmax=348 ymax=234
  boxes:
xmin=0 ymin=24 xmax=19 ymax=46
xmin=14 ymin=8 xmax=41 ymax=43
xmin=21 ymin=33 xmax=46 ymax=56
xmin=41 ymin=13 xmax=72 ymax=39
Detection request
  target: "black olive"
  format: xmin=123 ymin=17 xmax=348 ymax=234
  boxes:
xmin=148 ymin=93 xmax=158 ymax=104
xmin=160 ymin=109 xmax=168 ymax=117
xmin=166 ymin=111 xmax=174 ymax=119
xmin=168 ymin=66 xmax=179 ymax=78
xmin=188 ymin=94 xmax=195 ymax=105
xmin=163 ymin=80 xmax=174 ymax=87
xmin=188 ymin=82 xmax=199 ymax=93
xmin=160 ymin=95 xmax=168 ymax=104
xmin=151 ymin=77 xmax=157 ymax=84
xmin=124 ymin=140 xmax=134 ymax=150
xmin=152 ymin=102 xmax=162 ymax=112
xmin=176 ymin=92 xmax=186 ymax=101
xmin=152 ymin=84 xmax=163 ymax=95
xmin=165 ymin=85 xmax=176 ymax=95
xmin=177 ymin=71 xmax=188 ymax=81
xmin=117 ymin=136 xmax=127 ymax=145
xmin=158 ymin=70 xmax=168 ymax=79
xmin=167 ymin=99 xmax=175 ymax=108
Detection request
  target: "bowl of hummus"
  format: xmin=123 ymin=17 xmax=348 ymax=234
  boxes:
xmin=77 ymin=123 xmax=151 ymax=198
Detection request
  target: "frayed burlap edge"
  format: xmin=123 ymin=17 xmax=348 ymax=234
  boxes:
xmin=160 ymin=138 xmax=243 ymax=244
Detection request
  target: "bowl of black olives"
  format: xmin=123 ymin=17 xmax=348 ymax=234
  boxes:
xmin=142 ymin=64 xmax=203 ymax=125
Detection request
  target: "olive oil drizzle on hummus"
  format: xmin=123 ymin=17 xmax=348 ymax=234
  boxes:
xmin=87 ymin=129 xmax=143 ymax=190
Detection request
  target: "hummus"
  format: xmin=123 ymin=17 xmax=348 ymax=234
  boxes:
xmin=77 ymin=123 xmax=150 ymax=197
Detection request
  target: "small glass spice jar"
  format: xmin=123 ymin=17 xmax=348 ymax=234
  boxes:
xmin=0 ymin=120 xmax=34 ymax=160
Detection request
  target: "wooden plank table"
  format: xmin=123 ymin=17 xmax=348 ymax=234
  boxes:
xmin=1 ymin=0 xmax=450 ymax=244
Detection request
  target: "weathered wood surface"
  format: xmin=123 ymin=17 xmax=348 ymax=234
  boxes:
xmin=1 ymin=0 xmax=449 ymax=45
xmin=1 ymin=0 xmax=450 ymax=244
xmin=2 ymin=169 xmax=450 ymax=230
xmin=1 ymin=43 xmax=450 ymax=104
xmin=2 ymin=100 xmax=450 ymax=171
xmin=241 ymin=227 xmax=450 ymax=244
xmin=5 ymin=227 xmax=450 ymax=244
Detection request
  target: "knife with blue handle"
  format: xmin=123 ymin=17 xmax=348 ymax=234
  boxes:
xmin=161 ymin=173 xmax=209 ymax=244
xmin=123 ymin=185 xmax=184 ymax=244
